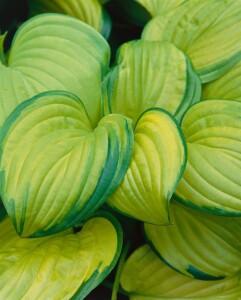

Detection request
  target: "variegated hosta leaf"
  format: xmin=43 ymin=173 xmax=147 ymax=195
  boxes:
xmin=29 ymin=0 xmax=112 ymax=39
xmin=142 ymin=0 xmax=241 ymax=83
xmin=0 ymin=212 xmax=122 ymax=300
xmin=0 ymin=13 xmax=110 ymax=127
xmin=202 ymin=59 xmax=241 ymax=100
xmin=107 ymin=108 xmax=186 ymax=225
xmin=120 ymin=244 xmax=241 ymax=300
xmin=175 ymin=99 xmax=241 ymax=215
xmin=145 ymin=201 xmax=241 ymax=280
xmin=0 ymin=91 xmax=134 ymax=237
xmin=102 ymin=40 xmax=201 ymax=126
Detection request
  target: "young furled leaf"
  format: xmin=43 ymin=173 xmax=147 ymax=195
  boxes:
xmin=120 ymin=244 xmax=241 ymax=300
xmin=142 ymin=0 xmax=241 ymax=83
xmin=145 ymin=201 xmax=241 ymax=280
xmin=29 ymin=0 xmax=112 ymax=39
xmin=0 ymin=212 xmax=122 ymax=300
xmin=107 ymin=108 xmax=186 ymax=225
xmin=175 ymin=99 xmax=241 ymax=215
xmin=102 ymin=40 xmax=201 ymax=126
xmin=0 ymin=91 xmax=134 ymax=237
xmin=0 ymin=13 xmax=110 ymax=127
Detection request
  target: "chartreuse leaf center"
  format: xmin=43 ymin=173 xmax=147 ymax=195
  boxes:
xmin=0 ymin=13 xmax=111 ymax=129
xmin=142 ymin=0 xmax=241 ymax=83
xmin=120 ymin=244 xmax=241 ymax=299
xmin=107 ymin=107 xmax=187 ymax=225
xmin=28 ymin=0 xmax=112 ymax=39
xmin=0 ymin=90 xmax=134 ymax=237
xmin=0 ymin=212 xmax=122 ymax=300
xmin=144 ymin=201 xmax=241 ymax=280
xmin=102 ymin=39 xmax=201 ymax=126
xmin=175 ymin=99 xmax=241 ymax=215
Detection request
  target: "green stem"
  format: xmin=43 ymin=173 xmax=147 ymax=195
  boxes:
xmin=0 ymin=32 xmax=7 ymax=65
xmin=102 ymin=280 xmax=129 ymax=296
xmin=111 ymin=240 xmax=131 ymax=300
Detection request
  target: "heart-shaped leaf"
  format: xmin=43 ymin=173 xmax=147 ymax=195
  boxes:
xmin=145 ymin=201 xmax=241 ymax=280
xmin=107 ymin=108 xmax=186 ymax=225
xmin=175 ymin=99 xmax=241 ymax=215
xmin=142 ymin=0 xmax=241 ymax=83
xmin=102 ymin=40 xmax=201 ymax=126
xmin=29 ymin=0 xmax=112 ymax=39
xmin=202 ymin=60 xmax=241 ymax=101
xmin=120 ymin=244 xmax=241 ymax=300
xmin=0 ymin=13 xmax=110 ymax=127
xmin=0 ymin=91 xmax=134 ymax=237
xmin=0 ymin=211 xmax=122 ymax=300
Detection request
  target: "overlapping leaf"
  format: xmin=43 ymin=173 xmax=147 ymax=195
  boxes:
xmin=29 ymin=0 xmax=112 ymax=39
xmin=135 ymin=0 xmax=185 ymax=18
xmin=107 ymin=108 xmax=186 ymax=225
xmin=142 ymin=0 xmax=241 ymax=83
xmin=145 ymin=201 xmax=241 ymax=280
xmin=102 ymin=40 xmax=201 ymax=126
xmin=0 ymin=91 xmax=134 ymax=237
xmin=0 ymin=212 xmax=122 ymax=300
xmin=120 ymin=244 xmax=241 ymax=300
xmin=175 ymin=99 xmax=241 ymax=215
xmin=202 ymin=60 xmax=241 ymax=100
xmin=0 ymin=13 xmax=110 ymax=127
xmin=115 ymin=0 xmax=185 ymax=26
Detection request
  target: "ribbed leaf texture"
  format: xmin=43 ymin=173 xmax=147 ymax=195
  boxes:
xmin=202 ymin=60 xmax=241 ymax=100
xmin=0 ymin=212 xmax=122 ymax=300
xmin=107 ymin=108 xmax=186 ymax=225
xmin=29 ymin=0 xmax=112 ymax=39
xmin=102 ymin=40 xmax=201 ymax=125
xmin=0 ymin=13 xmax=110 ymax=127
xmin=133 ymin=0 xmax=185 ymax=18
xmin=145 ymin=201 xmax=241 ymax=279
xmin=175 ymin=99 xmax=241 ymax=215
xmin=120 ymin=244 xmax=241 ymax=300
xmin=0 ymin=91 xmax=134 ymax=237
xmin=142 ymin=0 xmax=241 ymax=83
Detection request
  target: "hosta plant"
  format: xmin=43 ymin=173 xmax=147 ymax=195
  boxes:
xmin=0 ymin=0 xmax=240 ymax=299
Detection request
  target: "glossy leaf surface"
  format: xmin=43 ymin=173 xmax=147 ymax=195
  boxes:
xmin=102 ymin=40 xmax=201 ymax=125
xmin=145 ymin=201 xmax=241 ymax=279
xmin=121 ymin=244 xmax=241 ymax=300
xmin=0 ymin=91 xmax=134 ymax=237
xmin=107 ymin=108 xmax=186 ymax=225
xmin=175 ymin=99 xmax=241 ymax=215
xmin=0 ymin=212 xmax=122 ymax=300
xmin=142 ymin=0 xmax=241 ymax=83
